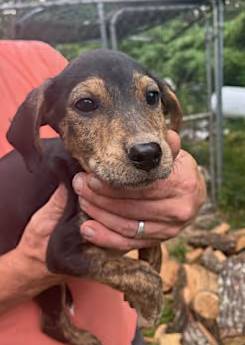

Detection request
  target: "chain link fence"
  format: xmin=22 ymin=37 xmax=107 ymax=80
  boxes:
xmin=0 ymin=0 xmax=244 ymax=215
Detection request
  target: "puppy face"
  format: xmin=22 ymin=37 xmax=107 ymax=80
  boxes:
xmin=8 ymin=49 xmax=182 ymax=187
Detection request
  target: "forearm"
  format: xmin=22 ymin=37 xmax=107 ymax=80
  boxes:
xmin=0 ymin=249 xmax=54 ymax=315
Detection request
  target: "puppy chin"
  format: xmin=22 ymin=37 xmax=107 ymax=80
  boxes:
xmin=92 ymin=164 xmax=172 ymax=189
xmin=75 ymin=157 xmax=95 ymax=173
xmin=88 ymin=157 xmax=97 ymax=171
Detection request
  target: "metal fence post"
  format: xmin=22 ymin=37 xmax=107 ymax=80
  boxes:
xmin=97 ymin=2 xmax=108 ymax=48
xmin=212 ymin=0 xmax=224 ymax=197
xmin=205 ymin=16 xmax=217 ymax=205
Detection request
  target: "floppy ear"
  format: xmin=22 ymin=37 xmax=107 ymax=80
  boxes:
xmin=7 ymin=80 xmax=53 ymax=172
xmin=159 ymin=81 xmax=183 ymax=133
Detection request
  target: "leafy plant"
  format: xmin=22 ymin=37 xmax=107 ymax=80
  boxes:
xmin=168 ymin=240 xmax=188 ymax=263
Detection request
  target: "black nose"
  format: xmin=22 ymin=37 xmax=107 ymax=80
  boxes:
xmin=128 ymin=142 xmax=162 ymax=171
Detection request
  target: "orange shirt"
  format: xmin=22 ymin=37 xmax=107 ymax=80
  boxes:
xmin=0 ymin=40 xmax=136 ymax=345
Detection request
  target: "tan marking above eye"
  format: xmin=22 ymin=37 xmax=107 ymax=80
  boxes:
xmin=133 ymin=72 xmax=159 ymax=101
xmin=69 ymin=77 xmax=112 ymax=106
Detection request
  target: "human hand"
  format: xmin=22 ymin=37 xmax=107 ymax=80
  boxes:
xmin=72 ymin=130 xmax=207 ymax=252
xmin=14 ymin=185 xmax=67 ymax=291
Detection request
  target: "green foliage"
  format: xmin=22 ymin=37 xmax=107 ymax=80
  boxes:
xmin=55 ymin=12 xmax=245 ymax=227
xmin=121 ymin=20 xmax=207 ymax=114
xmin=182 ymin=139 xmax=209 ymax=167
xmin=223 ymin=48 xmax=245 ymax=86
xmin=225 ymin=11 xmax=245 ymax=50
xmin=56 ymin=13 xmax=245 ymax=102
xmin=219 ymin=119 xmax=245 ymax=228
xmin=143 ymin=297 xmax=174 ymax=340
xmin=120 ymin=12 xmax=245 ymax=113
xmin=159 ymin=298 xmax=175 ymax=324
xmin=56 ymin=42 xmax=100 ymax=61
xmin=184 ymin=119 xmax=245 ymax=228
xmin=168 ymin=239 xmax=187 ymax=263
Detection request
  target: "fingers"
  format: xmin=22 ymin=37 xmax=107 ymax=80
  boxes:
xmin=29 ymin=184 xmax=67 ymax=238
xmin=73 ymin=172 xmax=156 ymax=200
xmin=75 ymin=170 xmax=200 ymax=223
xmin=80 ymin=198 xmax=138 ymax=238
xmin=75 ymin=150 xmax=204 ymax=222
xmin=166 ymin=130 xmax=181 ymax=159
xmin=80 ymin=198 xmax=184 ymax=241
xmin=73 ymin=172 xmax=176 ymax=202
xmin=39 ymin=184 xmax=67 ymax=218
xmin=79 ymin=188 xmax=165 ymax=221
xmin=80 ymin=219 xmax=158 ymax=251
xmin=72 ymin=142 xmax=206 ymax=252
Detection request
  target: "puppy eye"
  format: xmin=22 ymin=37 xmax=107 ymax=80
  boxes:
xmin=146 ymin=90 xmax=160 ymax=106
xmin=75 ymin=98 xmax=98 ymax=112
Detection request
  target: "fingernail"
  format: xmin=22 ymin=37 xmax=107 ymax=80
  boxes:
xmin=81 ymin=227 xmax=95 ymax=238
xmin=72 ymin=173 xmax=84 ymax=193
xmin=88 ymin=176 xmax=102 ymax=190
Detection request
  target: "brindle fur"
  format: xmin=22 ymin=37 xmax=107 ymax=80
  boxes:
xmin=5 ymin=49 xmax=183 ymax=344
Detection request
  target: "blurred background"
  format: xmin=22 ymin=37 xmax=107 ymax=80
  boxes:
xmin=1 ymin=0 xmax=244 ymax=229
xmin=0 ymin=0 xmax=244 ymax=222
xmin=0 ymin=1 xmax=245 ymax=344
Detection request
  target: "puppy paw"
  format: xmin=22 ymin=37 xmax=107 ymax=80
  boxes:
xmin=124 ymin=261 xmax=163 ymax=327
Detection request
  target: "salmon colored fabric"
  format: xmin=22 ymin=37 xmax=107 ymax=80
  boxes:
xmin=0 ymin=40 xmax=137 ymax=345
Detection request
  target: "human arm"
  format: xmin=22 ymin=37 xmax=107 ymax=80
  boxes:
xmin=0 ymin=185 xmax=66 ymax=315
xmin=72 ymin=130 xmax=207 ymax=250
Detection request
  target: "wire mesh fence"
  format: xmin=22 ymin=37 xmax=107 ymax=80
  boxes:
xmin=0 ymin=0 xmax=244 ymax=211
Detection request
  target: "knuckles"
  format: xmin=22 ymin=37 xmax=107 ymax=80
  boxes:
xmin=118 ymin=221 xmax=136 ymax=237
xmin=175 ymin=202 xmax=196 ymax=224
xmin=180 ymin=173 xmax=198 ymax=195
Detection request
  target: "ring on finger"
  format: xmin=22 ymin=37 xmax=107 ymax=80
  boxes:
xmin=135 ymin=221 xmax=145 ymax=238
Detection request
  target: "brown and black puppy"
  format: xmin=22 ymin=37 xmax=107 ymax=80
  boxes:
xmin=0 ymin=49 xmax=182 ymax=345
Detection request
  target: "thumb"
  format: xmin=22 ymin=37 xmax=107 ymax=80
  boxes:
xmin=166 ymin=130 xmax=181 ymax=159
xmin=40 ymin=184 xmax=68 ymax=219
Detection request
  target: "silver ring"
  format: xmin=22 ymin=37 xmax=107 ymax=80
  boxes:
xmin=135 ymin=221 xmax=145 ymax=238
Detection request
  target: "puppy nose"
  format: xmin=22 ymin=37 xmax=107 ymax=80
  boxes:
xmin=128 ymin=142 xmax=162 ymax=171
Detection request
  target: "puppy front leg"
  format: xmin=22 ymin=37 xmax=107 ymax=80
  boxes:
xmin=36 ymin=284 xmax=101 ymax=345
xmin=86 ymin=248 xmax=163 ymax=328
xmin=46 ymin=218 xmax=163 ymax=329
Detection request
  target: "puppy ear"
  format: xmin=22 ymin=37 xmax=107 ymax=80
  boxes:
xmin=159 ymin=81 xmax=183 ymax=133
xmin=7 ymin=80 xmax=52 ymax=172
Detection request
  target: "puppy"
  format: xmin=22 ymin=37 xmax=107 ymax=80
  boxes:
xmin=0 ymin=49 xmax=182 ymax=345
